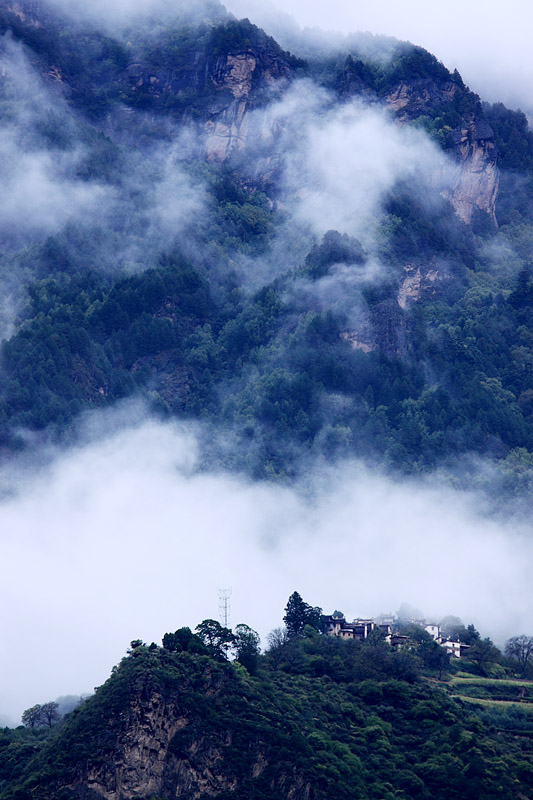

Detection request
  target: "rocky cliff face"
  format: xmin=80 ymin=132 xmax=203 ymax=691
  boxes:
xmin=119 ymin=16 xmax=297 ymax=162
xmin=80 ymin=686 xmax=187 ymax=800
xmin=446 ymin=117 xmax=499 ymax=224
xmin=1 ymin=3 xmax=499 ymax=228
xmin=203 ymin=45 xmax=293 ymax=162
xmin=75 ymin=681 xmax=249 ymax=800
xmin=385 ymin=78 xmax=459 ymax=117
xmin=397 ymin=259 xmax=448 ymax=310
xmin=384 ymin=77 xmax=499 ymax=225
xmin=211 ymin=57 xmax=500 ymax=226
xmin=30 ymin=661 xmax=315 ymax=800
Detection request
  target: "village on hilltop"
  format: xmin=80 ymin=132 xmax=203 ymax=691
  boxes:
xmin=323 ymin=612 xmax=470 ymax=658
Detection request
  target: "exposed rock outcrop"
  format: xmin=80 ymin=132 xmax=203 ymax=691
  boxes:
xmin=204 ymin=52 xmax=260 ymax=161
xmin=384 ymin=77 xmax=499 ymax=225
xmin=446 ymin=117 xmax=499 ymax=224
xmin=341 ymin=329 xmax=375 ymax=354
xmin=24 ymin=661 xmax=315 ymax=800
xmin=397 ymin=261 xmax=444 ymax=310
xmin=81 ymin=690 xmax=188 ymax=800
xmin=116 ymin=23 xmax=297 ymax=164
xmin=203 ymin=44 xmax=294 ymax=162
xmin=385 ymin=78 xmax=459 ymax=117
xmin=342 ymin=257 xmax=453 ymax=357
xmin=1 ymin=3 xmax=500 ymax=226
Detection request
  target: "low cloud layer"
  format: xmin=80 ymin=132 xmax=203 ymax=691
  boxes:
xmin=1 ymin=413 xmax=532 ymax=723
xmin=249 ymin=82 xmax=450 ymax=243
xmin=231 ymin=82 xmax=453 ymax=295
xmin=0 ymin=129 xmax=108 ymax=240
xmin=45 ymin=0 xmax=224 ymax=28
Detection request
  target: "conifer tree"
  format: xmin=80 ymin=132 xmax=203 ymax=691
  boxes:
xmin=283 ymin=591 xmax=323 ymax=638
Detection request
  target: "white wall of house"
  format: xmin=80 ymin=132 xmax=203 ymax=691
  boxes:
xmin=425 ymin=624 xmax=440 ymax=641
xmin=442 ymin=640 xmax=461 ymax=658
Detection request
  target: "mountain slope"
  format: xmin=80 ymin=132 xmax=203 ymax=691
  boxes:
xmin=0 ymin=0 xmax=533 ymax=499
xmin=3 ymin=640 xmax=533 ymax=800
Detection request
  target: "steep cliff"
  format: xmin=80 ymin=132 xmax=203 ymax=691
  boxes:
xmin=123 ymin=18 xmax=301 ymax=160
xmin=397 ymin=260 xmax=444 ymax=310
xmin=0 ymin=4 xmax=301 ymax=144
xmin=2 ymin=0 xmax=533 ymax=483
xmin=383 ymin=74 xmax=499 ymax=225
xmin=0 ymin=2 xmax=498 ymax=226
xmin=335 ymin=50 xmax=500 ymax=226
xmin=7 ymin=651 xmax=317 ymax=800
xmin=446 ymin=117 xmax=499 ymax=224
xmin=202 ymin=36 xmax=296 ymax=161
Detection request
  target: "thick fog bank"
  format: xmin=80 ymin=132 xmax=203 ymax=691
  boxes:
xmin=1 ymin=413 xmax=532 ymax=722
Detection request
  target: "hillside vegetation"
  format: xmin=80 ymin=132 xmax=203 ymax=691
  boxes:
xmin=3 ymin=623 xmax=533 ymax=800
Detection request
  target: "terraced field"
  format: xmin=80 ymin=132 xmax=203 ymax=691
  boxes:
xmin=448 ymin=676 xmax=533 ymax=710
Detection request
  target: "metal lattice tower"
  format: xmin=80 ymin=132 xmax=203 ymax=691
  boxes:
xmin=218 ymin=588 xmax=232 ymax=628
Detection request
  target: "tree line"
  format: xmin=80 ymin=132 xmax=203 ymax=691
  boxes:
xmin=19 ymin=593 xmax=533 ymax=728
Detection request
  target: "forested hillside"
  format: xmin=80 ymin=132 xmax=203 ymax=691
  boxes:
xmin=0 ymin=0 xmax=532 ymax=506
xmin=3 ymin=606 xmax=533 ymax=800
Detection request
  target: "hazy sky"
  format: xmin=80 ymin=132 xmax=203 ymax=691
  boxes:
xmin=224 ymin=0 xmax=533 ymax=113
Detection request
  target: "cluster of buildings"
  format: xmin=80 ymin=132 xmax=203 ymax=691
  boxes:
xmin=322 ymin=613 xmax=469 ymax=658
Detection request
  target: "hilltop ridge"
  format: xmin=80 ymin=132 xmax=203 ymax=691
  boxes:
xmin=3 ymin=614 xmax=533 ymax=800
xmin=1 ymin=0 xmax=499 ymax=221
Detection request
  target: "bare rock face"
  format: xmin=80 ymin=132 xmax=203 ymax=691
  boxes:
xmin=81 ymin=691 xmax=188 ymax=800
xmin=341 ymin=329 xmax=375 ymax=354
xmin=119 ymin=23 xmax=296 ymax=165
xmin=204 ymin=53 xmax=258 ymax=161
xmin=342 ymin=258 xmax=452 ymax=357
xmin=213 ymin=53 xmax=258 ymax=100
xmin=204 ymin=48 xmax=292 ymax=162
xmin=397 ymin=261 xmax=444 ymax=310
xmin=385 ymin=78 xmax=499 ymax=226
xmin=49 ymin=664 xmax=314 ymax=800
xmin=445 ymin=118 xmax=499 ymax=224
xmin=64 ymin=675 xmax=243 ymax=800
xmin=385 ymin=78 xmax=459 ymax=116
